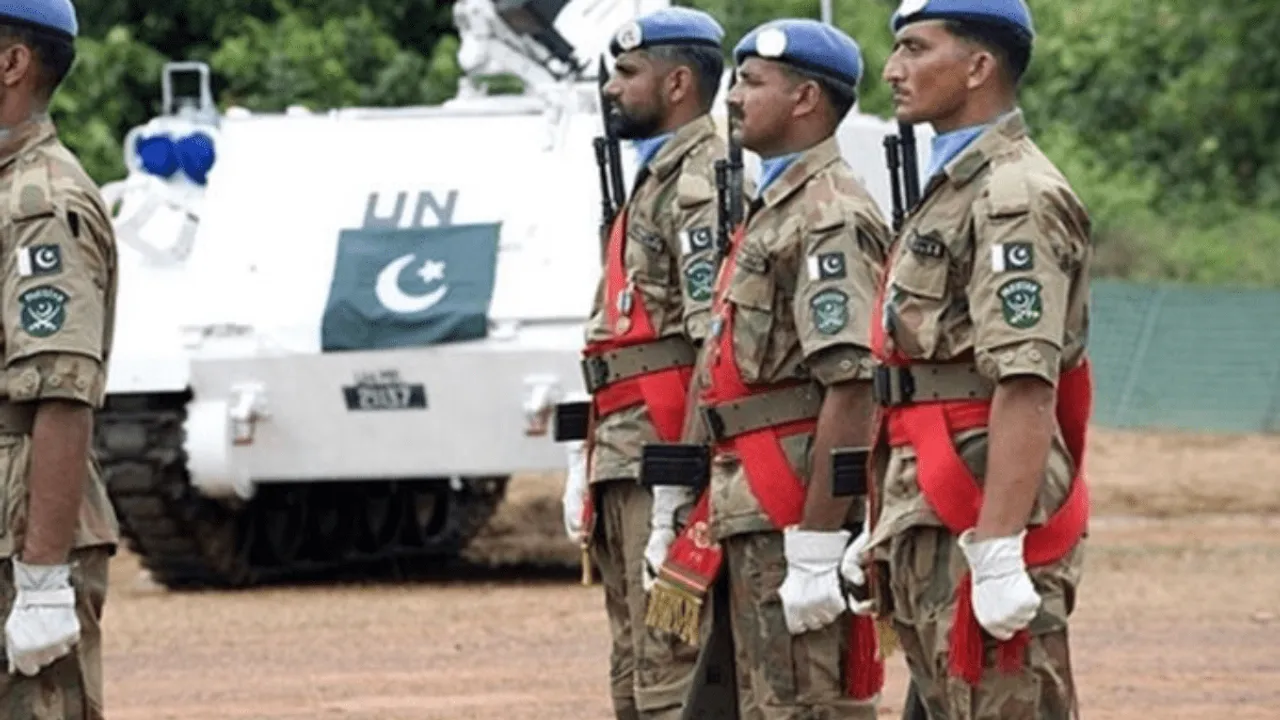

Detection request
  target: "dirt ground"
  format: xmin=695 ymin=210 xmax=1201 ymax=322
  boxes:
xmin=102 ymin=427 xmax=1280 ymax=719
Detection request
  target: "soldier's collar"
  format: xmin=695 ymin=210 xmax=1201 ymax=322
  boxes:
xmin=647 ymin=114 xmax=717 ymax=181
xmin=939 ymin=108 xmax=1028 ymax=188
xmin=760 ymin=134 xmax=841 ymax=208
xmin=0 ymin=115 xmax=55 ymax=171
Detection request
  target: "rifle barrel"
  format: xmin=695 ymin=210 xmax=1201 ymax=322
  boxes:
xmin=899 ymin=122 xmax=920 ymax=209
xmin=594 ymin=136 xmax=616 ymax=228
xmin=884 ymin=134 xmax=904 ymax=232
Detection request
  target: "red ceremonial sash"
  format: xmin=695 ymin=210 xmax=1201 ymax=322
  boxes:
xmin=646 ymin=227 xmax=884 ymax=700
xmin=868 ymin=248 xmax=1092 ymax=686
xmin=580 ymin=210 xmax=694 ymax=534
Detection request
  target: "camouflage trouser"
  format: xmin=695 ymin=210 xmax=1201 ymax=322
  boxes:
xmin=0 ymin=546 xmax=110 ymax=720
xmin=723 ymin=531 xmax=878 ymax=720
xmin=886 ymin=526 xmax=1083 ymax=720
xmin=591 ymin=479 xmax=700 ymax=720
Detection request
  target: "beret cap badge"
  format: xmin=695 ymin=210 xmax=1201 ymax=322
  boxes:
xmin=615 ymin=21 xmax=642 ymax=51
xmin=897 ymin=0 xmax=930 ymax=17
xmin=755 ymin=27 xmax=788 ymax=58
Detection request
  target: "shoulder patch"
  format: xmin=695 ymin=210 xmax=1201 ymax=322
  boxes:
xmin=16 ymin=244 xmax=62 ymax=277
xmin=806 ymin=252 xmax=846 ymax=280
xmin=684 ymin=257 xmax=715 ymax=302
xmin=997 ymin=277 xmax=1042 ymax=329
xmin=9 ymin=153 xmax=55 ymax=222
xmin=985 ymin=162 xmax=1031 ymax=219
xmin=681 ymin=226 xmax=715 ymax=255
xmin=18 ymin=285 xmax=68 ymax=337
xmin=810 ymin=288 xmax=850 ymax=336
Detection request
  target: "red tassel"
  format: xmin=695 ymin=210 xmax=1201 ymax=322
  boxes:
xmin=948 ymin=572 xmax=985 ymax=686
xmin=846 ymin=614 xmax=885 ymax=700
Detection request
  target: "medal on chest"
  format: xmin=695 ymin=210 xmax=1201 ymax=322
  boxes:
xmin=614 ymin=273 xmax=636 ymax=335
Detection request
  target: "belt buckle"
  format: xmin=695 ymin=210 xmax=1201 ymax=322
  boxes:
xmin=872 ymin=366 xmax=914 ymax=407
xmin=581 ymin=356 xmax=610 ymax=392
xmin=699 ymin=405 xmax=726 ymax=442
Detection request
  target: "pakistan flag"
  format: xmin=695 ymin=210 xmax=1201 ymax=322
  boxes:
xmin=321 ymin=224 xmax=501 ymax=352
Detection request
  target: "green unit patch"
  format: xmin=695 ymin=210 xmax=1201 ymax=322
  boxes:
xmin=810 ymin=288 xmax=849 ymax=336
xmin=998 ymin=278 xmax=1043 ymax=329
xmin=685 ymin=257 xmax=715 ymax=302
xmin=19 ymin=285 xmax=68 ymax=337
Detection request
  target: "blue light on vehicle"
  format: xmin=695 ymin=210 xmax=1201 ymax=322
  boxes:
xmin=134 ymin=131 xmax=218 ymax=186
xmin=175 ymin=132 xmax=216 ymax=186
xmin=135 ymin=134 xmax=179 ymax=179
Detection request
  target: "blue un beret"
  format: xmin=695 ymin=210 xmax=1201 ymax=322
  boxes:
xmin=890 ymin=0 xmax=1033 ymax=43
xmin=610 ymin=7 xmax=724 ymax=57
xmin=0 ymin=0 xmax=77 ymax=40
xmin=733 ymin=19 xmax=864 ymax=89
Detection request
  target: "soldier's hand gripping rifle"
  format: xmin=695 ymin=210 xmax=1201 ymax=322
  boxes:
xmin=593 ymin=54 xmax=628 ymax=242
xmin=713 ymin=69 xmax=744 ymax=270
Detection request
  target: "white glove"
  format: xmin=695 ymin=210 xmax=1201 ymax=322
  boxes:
xmin=957 ymin=529 xmax=1042 ymax=640
xmin=4 ymin=559 xmax=80 ymax=676
xmin=778 ymin=527 xmax=851 ymax=635
xmin=561 ymin=439 xmax=588 ymax=542
xmin=642 ymin=486 xmax=691 ymax=592
xmin=838 ymin=526 xmax=876 ymax=615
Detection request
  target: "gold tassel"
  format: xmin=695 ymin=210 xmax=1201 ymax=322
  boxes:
xmin=644 ymin=582 xmax=703 ymax=646
xmin=875 ymin=616 xmax=900 ymax=659
xmin=580 ymin=545 xmax=592 ymax=586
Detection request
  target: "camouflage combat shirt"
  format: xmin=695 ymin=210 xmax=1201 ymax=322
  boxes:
xmin=585 ymin=114 xmax=725 ymax=484
xmin=702 ymin=134 xmax=891 ymax=540
xmin=867 ymin=109 xmax=1094 ymax=547
xmin=0 ymin=117 xmax=121 ymax=557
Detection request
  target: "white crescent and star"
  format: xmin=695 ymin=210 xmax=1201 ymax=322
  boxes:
xmin=1008 ymin=245 xmax=1031 ymax=267
xmin=375 ymin=254 xmax=450 ymax=314
xmin=821 ymin=255 xmax=842 ymax=274
xmin=33 ymin=247 xmax=57 ymax=269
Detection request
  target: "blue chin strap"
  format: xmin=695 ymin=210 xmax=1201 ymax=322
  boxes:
xmin=135 ymin=131 xmax=217 ymax=186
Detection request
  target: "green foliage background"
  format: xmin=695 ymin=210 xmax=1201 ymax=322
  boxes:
xmin=50 ymin=0 xmax=1280 ymax=287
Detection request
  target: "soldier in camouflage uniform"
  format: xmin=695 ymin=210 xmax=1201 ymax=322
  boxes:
xmin=0 ymin=2 xmax=122 ymax=718
xmin=840 ymin=1 xmax=1094 ymax=718
xmin=560 ymin=7 xmax=729 ymax=719
xmin=649 ymin=18 xmax=892 ymax=718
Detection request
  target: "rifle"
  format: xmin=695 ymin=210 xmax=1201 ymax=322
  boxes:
xmin=882 ymin=120 xmax=930 ymax=720
xmin=594 ymin=54 xmax=627 ymax=238
xmin=712 ymin=69 xmax=744 ymax=269
xmin=883 ymin=121 xmax=921 ymax=232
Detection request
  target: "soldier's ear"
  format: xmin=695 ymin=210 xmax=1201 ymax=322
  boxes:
xmin=0 ymin=42 xmax=32 ymax=88
xmin=790 ymin=79 xmax=822 ymax=120
xmin=965 ymin=49 xmax=999 ymax=91
xmin=665 ymin=64 xmax=693 ymax=106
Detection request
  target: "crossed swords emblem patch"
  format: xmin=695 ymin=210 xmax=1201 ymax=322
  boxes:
xmin=18 ymin=286 xmax=68 ymax=338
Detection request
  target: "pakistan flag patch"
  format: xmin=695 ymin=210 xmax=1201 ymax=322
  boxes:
xmin=685 ymin=258 xmax=715 ymax=302
xmin=810 ymin=288 xmax=849 ymax=336
xmin=19 ymin=285 xmax=68 ymax=337
xmin=998 ymin=278 xmax=1042 ymax=329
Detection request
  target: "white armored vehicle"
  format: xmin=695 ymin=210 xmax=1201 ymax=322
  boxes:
xmin=95 ymin=0 xmax=931 ymax=588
